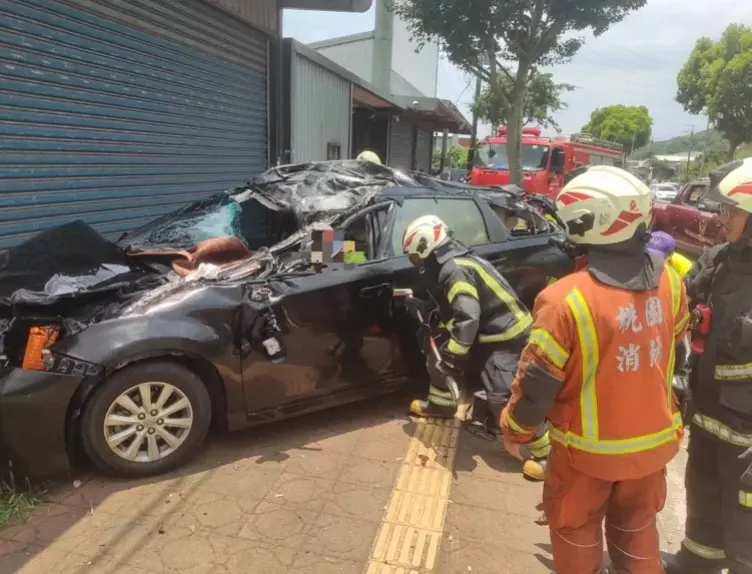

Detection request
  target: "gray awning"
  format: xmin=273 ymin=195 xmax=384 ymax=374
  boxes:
xmin=390 ymin=96 xmax=471 ymax=134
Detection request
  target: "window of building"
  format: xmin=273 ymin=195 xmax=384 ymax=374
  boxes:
xmin=391 ymin=198 xmax=490 ymax=254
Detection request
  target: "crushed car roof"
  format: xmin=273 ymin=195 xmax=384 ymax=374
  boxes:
xmin=0 ymin=160 xmax=550 ymax=309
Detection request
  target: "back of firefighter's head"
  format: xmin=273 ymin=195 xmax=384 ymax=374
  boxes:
xmin=402 ymin=215 xmax=450 ymax=267
xmin=555 ymin=165 xmax=651 ymax=246
xmin=706 ymin=157 xmax=752 ymax=244
xmin=356 ymin=150 xmax=381 ymax=164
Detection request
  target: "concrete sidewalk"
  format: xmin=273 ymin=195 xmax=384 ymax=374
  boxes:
xmin=0 ymin=392 xmax=688 ymax=574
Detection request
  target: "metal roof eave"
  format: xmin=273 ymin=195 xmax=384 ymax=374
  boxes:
xmin=287 ymin=39 xmax=403 ymax=110
xmin=281 ymin=0 xmax=372 ymax=12
xmin=391 ymin=95 xmax=471 ymax=134
xmin=307 ymin=31 xmax=375 ymax=50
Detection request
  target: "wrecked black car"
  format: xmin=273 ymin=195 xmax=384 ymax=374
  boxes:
xmin=0 ymin=160 xmax=573 ymax=479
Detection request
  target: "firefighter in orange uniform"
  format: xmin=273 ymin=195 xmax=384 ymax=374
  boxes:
xmin=501 ymin=165 xmax=690 ymax=574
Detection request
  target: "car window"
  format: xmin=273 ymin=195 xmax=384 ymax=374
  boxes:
xmin=685 ymin=185 xmax=708 ymax=206
xmin=488 ymin=204 xmax=551 ymax=237
xmin=391 ymin=198 xmax=490 ymax=254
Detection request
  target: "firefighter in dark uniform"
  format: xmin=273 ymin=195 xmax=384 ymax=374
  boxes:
xmin=400 ymin=214 xmax=551 ymax=481
xmin=665 ymin=157 xmax=752 ymax=574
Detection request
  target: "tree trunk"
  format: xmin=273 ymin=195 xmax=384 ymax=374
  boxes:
xmin=507 ymin=101 xmax=523 ymax=187
xmin=728 ymin=140 xmax=739 ymax=162
xmin=507 ymin=63 xmax=531 ymax=187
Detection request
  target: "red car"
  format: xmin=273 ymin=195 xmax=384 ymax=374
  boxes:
xmin=650 ymin=178 xmax=726 ymax=256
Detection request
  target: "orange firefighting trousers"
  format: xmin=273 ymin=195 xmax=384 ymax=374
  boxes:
xmin=542 ymin=448 xmax=667 ymax=574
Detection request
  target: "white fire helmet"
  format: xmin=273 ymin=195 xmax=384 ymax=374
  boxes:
xmin=402 ymin=215 xmax=449 ymax=265
xmin=555 ymin=165 xmax=651 ymax=246
xmin=708 ymin=157 xmax=752 ymax=213
xmin=356 ymin=150 xmax=381 ymax=164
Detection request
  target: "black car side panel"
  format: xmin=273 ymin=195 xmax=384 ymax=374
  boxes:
xmin=0 ymin=369 xmax=84 ymax=480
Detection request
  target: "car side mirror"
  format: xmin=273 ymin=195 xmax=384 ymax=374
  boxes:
xmin=697 ymin=200 xmax=721 ymax=213
xmin=487 ymin=149 xmax=496 ymax=158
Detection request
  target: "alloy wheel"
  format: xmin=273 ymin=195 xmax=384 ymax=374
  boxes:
xmin=103 ymin=382 xmax=194 ymax=463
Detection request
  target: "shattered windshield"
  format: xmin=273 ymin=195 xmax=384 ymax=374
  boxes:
xmin=117 ymin=191 xmax=258 ymax=250
xmin=474 ymin=142 xmax=550 ymax=172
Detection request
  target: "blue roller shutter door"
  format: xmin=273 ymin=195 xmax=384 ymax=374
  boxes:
xmin=0 ymin=0 xmax=268 ymax=248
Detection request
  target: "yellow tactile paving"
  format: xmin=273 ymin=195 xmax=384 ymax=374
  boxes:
xmin=364 ymin=407 xmax=466 ymax=573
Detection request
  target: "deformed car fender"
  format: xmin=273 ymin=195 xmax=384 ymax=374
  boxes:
xmin=51 ymin=283 xmax=248 ymax=427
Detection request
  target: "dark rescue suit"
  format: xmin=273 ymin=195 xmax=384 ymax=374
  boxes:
xmin=426 ymin=240 xmax=550 ymax=458
xmin=675 ymin=242 xmax=752 ymax=574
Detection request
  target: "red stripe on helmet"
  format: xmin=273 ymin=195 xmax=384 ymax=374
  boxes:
xmin=558 ymin=191 xmax=592 ymax=206
xmin=601 ymin=210 xmax=642 ymax=236
xmin=404 ymin=230 xmax=418 ymax=247
xmin=728 ymin=182 xmax=752 ymax=197
xmin=433 ymin=223 xmax=443 ymax=241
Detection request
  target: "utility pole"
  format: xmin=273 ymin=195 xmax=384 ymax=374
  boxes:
xmin=439 ymin=128 xmax=449 ymax=175
xmin=685 ymin=125 xmax=695 ymax=183
xmin=630 ymin=128 xmax=638 ymax=156
xmin=466 ymin=55 xmax=484 ymax=172
xmin=698 ymin=116 xmax=712 ymax=175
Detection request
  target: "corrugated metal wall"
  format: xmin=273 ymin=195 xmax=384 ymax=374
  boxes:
xmin=290 ymin=53 xmax=352 ymax=162
xmin=203 ymin=0 xmax=278 ymax=35
xmin=314 ymin=38 xmax=374 ymax=84
xmin=415 ymin=127 xmax=433 ymax=172
xmin=388 ymin=122 xmax=414 ymax=170
xmin=0 ymin=0 xmax=269 ymax=248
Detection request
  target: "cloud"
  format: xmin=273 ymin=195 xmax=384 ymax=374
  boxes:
xmin=283 ymin=0 xmax=751 ymax=141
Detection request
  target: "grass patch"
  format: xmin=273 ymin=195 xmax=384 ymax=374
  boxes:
xmin=0 ymin=481 xmax=42 ymax=528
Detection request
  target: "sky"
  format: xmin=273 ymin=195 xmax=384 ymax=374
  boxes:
xmin=283 ymin=0 xmax=751 ymax=142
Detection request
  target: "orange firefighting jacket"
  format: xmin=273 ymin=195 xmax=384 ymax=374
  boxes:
xmin=502 ymin=264 xmax=690 ymax=481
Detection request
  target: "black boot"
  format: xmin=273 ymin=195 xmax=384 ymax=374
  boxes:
xmin=409 ymin=399 xmax=457 ymax=418
xmin=662 ymin=553 xmax=723 ymax=574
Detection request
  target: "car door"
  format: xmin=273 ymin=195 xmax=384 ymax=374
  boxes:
xmin=473 ymin=198 xmax=574 ymax=310
xmin=678 ymin=182 xmax=712 ymax=255
xmin=239 ymin=205 xmax=398 ymax=420
xmin=382 ymin=195 xmax=500 ymax=378
xmin=696 ymin=196 xmax=726 ymax=249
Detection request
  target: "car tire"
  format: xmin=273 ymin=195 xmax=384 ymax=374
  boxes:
xmin=81 ymin=361 xmax=212 ymax=478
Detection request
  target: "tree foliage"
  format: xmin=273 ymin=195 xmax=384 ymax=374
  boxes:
xmin=432 ymin=145 xmax=468 ymax=168
xmin=676 ymin=24 xmax=752 ymax=159
xmin=582 ymin=105 xmax=653 ymax=153
xmin=471 ymin=73 xmax=573 ymax=132
xmin=392 ymin=0 xmax=648 ymax=185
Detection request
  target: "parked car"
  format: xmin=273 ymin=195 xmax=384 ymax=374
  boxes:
xmin=650 ymin=182 xmax=679 ymax=203
xmin=650 ymin=177 xmax=725 ymax=255
xmin=0 ymin=161 xmax=574 ymax=480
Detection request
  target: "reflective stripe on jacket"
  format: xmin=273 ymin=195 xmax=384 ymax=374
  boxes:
xmin=437 ymin=254 xmax=532 ymax=361
xmin=503 ymin=264 xmax=690 ymax=481
xmin=668 ymin=252 xmax=693 ymax=278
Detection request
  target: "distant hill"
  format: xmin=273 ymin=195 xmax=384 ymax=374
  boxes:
xmin=630 ymin=129 xmax=728 ymax=160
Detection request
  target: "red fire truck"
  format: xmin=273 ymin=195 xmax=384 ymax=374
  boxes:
xmin=469 ymin=126 xmax=625 ymax=199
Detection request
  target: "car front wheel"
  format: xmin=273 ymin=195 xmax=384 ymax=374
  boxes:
xmin=81 ymin=361 xmax=212 ymax=477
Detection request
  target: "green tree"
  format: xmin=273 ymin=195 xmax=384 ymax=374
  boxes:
xmin=676 ymin=24 xmax=752 ymax=160
xmin=582 ymin=105 xmax=652 ymax=153
xmin=392 ymin=0 xmax=648 ymax=186
xmin=432 ymin=145 xmax=468 ymax=168
xmin=471 ymin=73 xmax=574 ymax=132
